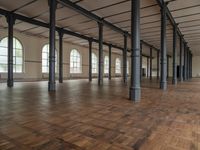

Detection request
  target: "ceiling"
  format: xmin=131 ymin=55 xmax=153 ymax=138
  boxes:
xmin=0 ymin=0 xmax=199 ymax=56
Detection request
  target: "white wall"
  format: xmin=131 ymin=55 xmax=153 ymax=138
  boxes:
xmin=0 ymin=29 xmax=128 ymax=81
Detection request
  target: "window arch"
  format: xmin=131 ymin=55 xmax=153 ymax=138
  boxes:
xmin=115 ymin=58 xmax=121 ymax=74
xmin=70 ymin=49 xmax=81 ymax=73
xmin=104 ymin=56 xmax=109 ymax=74
xmin=42 ymin=44 xmax=57 ymax=73
xmin=0 ymin=37 xmax=23 ymax=73
xmin=92 ymin=53 xmax=98 ymax=74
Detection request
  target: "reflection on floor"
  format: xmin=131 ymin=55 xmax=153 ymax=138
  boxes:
xmin=0 ymin=78 xmax=199 ymax=150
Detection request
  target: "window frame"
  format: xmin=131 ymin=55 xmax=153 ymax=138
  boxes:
xmin=70 ymin=49 xmax=82 ymax=74
xmin=0 ymin=37 xmax=24 ymax=73
xmin=92 ymin=52 xmax=98 ymax=74
xmin=104 ymin=56 xmax=109 ymax=74
xmin=115 ymin=58 xmax=121 ymax=74
xmin=42 ymin=43 xmax=58 ymax=73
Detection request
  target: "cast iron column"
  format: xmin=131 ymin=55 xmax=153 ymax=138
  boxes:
xmin=157 ymin=51 xmax=160 ymax=80
xmin=167 ymin=55 xmax=169 ymax=79
xmin=187 ymin=47 xmax=190 ymax=80
xmin=58 ymin=29 xmax=63 ymax=83
xmin=150 ymin=47 xmax=153 ymax=80
xmin=123 ymin=33 xmax=128 ymax=84
xmin=109 ymin=44 xmax=112 ymax=80
xmin=183 ymin=42 xmax=187 ymax=81
xmin=191 ymin=52 xmax=192 ymax=79
xmin=98 ymin=22 xmax=103 ymax=85
xmin=48 ymin=0 xmax=57 ymax=91
xmin=89 ymin=39 xmax=92 ymax=82
xmin=129 ymin=0 xmax=141 ymax=101
xmin=140 ymin=43 xmax=143 ymax=80
xmin=147 ymin=57 xmax=149 ymax=78
xmin=189 ymin=52 xmax=191 ymax=79
xmin=179 ymin=37 xmax=183 ymax=82
xmin=172 ymin=26 xmax=177 ymax=85
xmin=7 ymin=14 xmax=15 ymax=87
xmin=160 ymin=3 xmax=167 ymax=90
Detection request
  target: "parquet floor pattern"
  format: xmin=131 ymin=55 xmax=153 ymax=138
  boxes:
xmin=0 ymin=78 xmax=200 ymax=150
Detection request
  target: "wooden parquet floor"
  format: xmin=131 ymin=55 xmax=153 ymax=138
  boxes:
xmin=0 ymin=78 xmax=200 ymax=150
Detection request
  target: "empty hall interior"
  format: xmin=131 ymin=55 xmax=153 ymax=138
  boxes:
xmin=0 ymin=0 xmax=200 ymax=149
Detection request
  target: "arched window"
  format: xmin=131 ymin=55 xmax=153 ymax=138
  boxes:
xmin=127 ymin=60 xmax=129 ymax=75
xmin=70 ymin=49 xmax=81 ymax=73
xmin=115 ymin=58 xmax=121 ymax=74
xmin=0 ymin=37 xmax=23 ymax=73
xmin=92 ymin=53 xmax=98 ymax=73
xmin=104 ymin=56 xmax=109 ymax=74
xmin=42 ymin=44 xmax=57 ymax=73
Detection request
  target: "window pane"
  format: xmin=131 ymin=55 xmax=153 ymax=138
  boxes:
xmin=16 ymin=40 xmax=22 ymax=49
xmin=15 ymin=65 xmax=22 ymax=73
xmin=70 ymin=49 xmax=81 ymax=73
xmin=0 ymin=64 xmax=7 ymax=72
xmin=0 ymin=56 xmax=7 ymax=64
xmin=0 ymin=38 xmax=8 ymax=47
xmin=16 ymin=49 xmax=22 ymax=57
xmin=0 ymin=47 xmax=7 ymax=55
xmin=0 ymin=37 xmax=23 ymax=73
xmin=16 ymin=57 xmax=22 ymax=64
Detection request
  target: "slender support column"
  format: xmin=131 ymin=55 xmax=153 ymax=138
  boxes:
xmin=157 ymin=51 xmax=160 ymax=80
xmin=48 ymin=0 xmax=57 ymax=91
xmin=123 ymin=33 xmax=128 ymax=84
xmin=160 ymin=3 xmax=167 ymax=90
xmin=140 ymin=43 xmax=143 ymax=80
xmin=129 ymin=0 xmax=141 ymax=101
xmin=172 ymin=26 xmax=177 ymax=85
xmin=89 ymin=39 xmax=92 ymax=82
xmin=189 ymin=52 xmax=190 ymax=79
xmin=190 ymin=52 xmax=193 ymax=79
xmin=190 ymin=52 xmax=191 ymax=79
xmin=191 ymin=53 xmax=193 ymax=78
xmin=7 ymin=14 xmax=15 ymax=87
xmin=98 ymin=22 xmax=104 ymax=85
xmin=150 ymin=47 xmax=153 ymax=80
xmin=183 ymin=43 xmax=187 ymax=81
xmin=58 ymin=30 xmax=63 ymax=83
xmin=147 ymin=57 xmax=149 ymax=78
xmin=187 ymin=48 xmax=190 ymax=80
xmin=167 ymin=55 xmax=169 ymax=79
xmin=179 ymin=37 xmax=183 ymax=82
xmin=109 ymin=44 xmax=112 ymax=80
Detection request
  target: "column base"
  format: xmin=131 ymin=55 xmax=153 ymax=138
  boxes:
xmin=129 ymin=87 xmax=141 ymax=102
xmin=59 ymin=79 xmax=63 ymax=83
xmin=98 ymin=79 xmax=103 ymax=86
xmin=48 ymin=82 xmax=56 ymax=91
xmin=7 ymin=80 xmax=13 ymax=87
xmin=160 ymin=81 xmax=167 ymax=90
xmin=172 ymin=79 xmax=177 ymax=85
xmin=123 ymin=78 xmax=128 ymax=85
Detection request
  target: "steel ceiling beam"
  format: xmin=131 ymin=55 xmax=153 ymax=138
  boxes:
xmin=0 ymin=8 xmax=125 ymax=51
xmin=58 ymin=0 xmax=162 ymax=52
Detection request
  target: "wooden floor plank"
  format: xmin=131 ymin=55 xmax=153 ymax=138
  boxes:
xmin=0 ymin=78 xmax=200 ymax=150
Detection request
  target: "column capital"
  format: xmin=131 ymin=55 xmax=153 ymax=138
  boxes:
xmin=58 ymin=28 xmax=64 ymax=38
xmin=48 ymin=0 xmax=58 ymax=8
xmin=97 ymin=18 xmax=104 ymax=26
xmin=6 ymin=13 xmax=16 ymax=25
